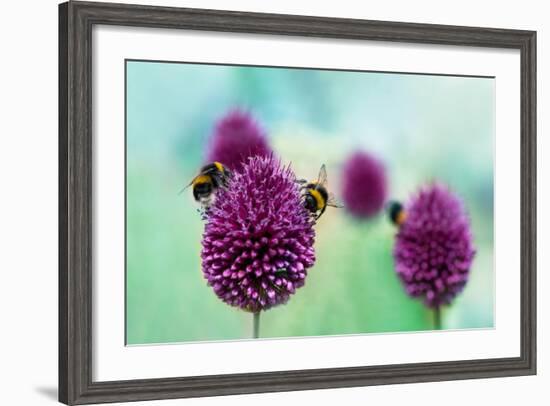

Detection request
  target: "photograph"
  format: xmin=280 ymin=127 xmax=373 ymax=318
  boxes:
xmin=125 ymin=60 xmax=495 ymax=345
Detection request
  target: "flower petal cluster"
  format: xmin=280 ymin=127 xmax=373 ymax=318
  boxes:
xmin=201 ymin=156 xmax=316 ymax=312
xmin=206 ymin=109 xmax=271 ymax=171
xmin=341 ymin=151 xmax=388 ymax=219
xmin=393 ymin=183 xmax=475 ymax=307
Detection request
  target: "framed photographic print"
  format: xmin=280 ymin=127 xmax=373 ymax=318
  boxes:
xmin=59 ymin=1 xmax=536 ymax=404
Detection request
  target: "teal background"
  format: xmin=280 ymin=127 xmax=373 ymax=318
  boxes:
xmin=126 ymin=60 xmax=494 ymax=345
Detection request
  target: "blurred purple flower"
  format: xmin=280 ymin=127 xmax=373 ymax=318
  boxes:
xmin=201 ymin=155 xmax=316 ymax=312
xmin=341 ymin=151 xmax=388 ymax=219
xmin=393 ymin=183 xmax=476 ymax=308
xmin=206 ymin=109 xmax=271 ymax=171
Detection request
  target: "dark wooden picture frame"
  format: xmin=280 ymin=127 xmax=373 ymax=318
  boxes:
xmin=59 ymin=1 xmax=536 ymax=404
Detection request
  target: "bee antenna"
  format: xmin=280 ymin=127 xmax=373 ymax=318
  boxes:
xmin=178 ymin=182 xmax=192 ymax=195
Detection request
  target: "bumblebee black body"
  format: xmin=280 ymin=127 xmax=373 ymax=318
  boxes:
xmin=184 ymin=161 xmax=231 ymax=208
xmin=387 ymin=200 xmax=406 ymax=226
xmin=303 ymin=182 xmax=329 ymax=219
xmin=192 ymin=180 xmax=214 ymax=201
xmin=299 ymin=164 xmax=341 ymax=220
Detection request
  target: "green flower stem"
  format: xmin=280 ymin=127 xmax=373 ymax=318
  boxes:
xmin=253 ymin=312 xmax=260 ymax=339
xmin=433 ymin=306 xmax=442 ymax=330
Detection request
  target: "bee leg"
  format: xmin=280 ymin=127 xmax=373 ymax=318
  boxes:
xmin=316 ymin=206 xmax=327 ymax=220
xmin=199 ymin=208 xmax=210 ymax=221
xmin=196 ymin=207 xmax=207 ymax=220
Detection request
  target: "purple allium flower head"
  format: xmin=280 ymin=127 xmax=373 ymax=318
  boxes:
xmin=206 ymin=109 xmax=272 ymax=171
xmin=201 ymin=155 xmax=316 ymax=312
xmin=341 ymin=151 xmax=388 ymax=219
xmin=393 ymin=183 xmax=476 ymax=308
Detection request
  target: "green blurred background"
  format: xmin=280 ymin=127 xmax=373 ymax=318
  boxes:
xmin=126 ymin=60 xmax=494 ymax=345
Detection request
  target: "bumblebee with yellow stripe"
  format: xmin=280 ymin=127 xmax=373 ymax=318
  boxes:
xmin=299 ymin=164 xmax=342 ymax=220
xmin=387 ymin=200 xmax=407 ymax=226
xmin=180 ymin=162 xmax=232 ymax=210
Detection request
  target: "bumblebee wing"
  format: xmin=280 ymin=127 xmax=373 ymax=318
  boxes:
xmin=327 ymin=193 xmax=344 ymax=208
xmin=212 ymin=172 xmax=232 ymax=190
xmin=317 ymin=164 xmax=328 ymax=188
xmin=208 ymin=165 xmax=231 ymax=186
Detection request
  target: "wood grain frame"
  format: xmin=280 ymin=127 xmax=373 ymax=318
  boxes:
xmin=59 ymin=1 xmax=536 ymax=404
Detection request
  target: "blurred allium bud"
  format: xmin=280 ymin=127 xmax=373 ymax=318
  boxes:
xmin=341 ymin=151 xmax=388 ymax=219
xmin=201 ymin=155 xmax=316 ymax=312
xmin=206 ymin=109 xmax=271 ymax=171
xmin=393 ymin=183 xmax=476 ymax=308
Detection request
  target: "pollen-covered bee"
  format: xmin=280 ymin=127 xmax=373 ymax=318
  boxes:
xmin=298 ymin=164 xmax=342 ymax=220
xmin=387 ymin=200 xmax=407 ymax=226
xmin=180 ymin=162 xmax=232 ymax=210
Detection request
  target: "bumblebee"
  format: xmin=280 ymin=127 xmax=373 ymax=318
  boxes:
xmin=387 ymin=200 xmax=407 ymax=226
xmin=298 ymin=164 xmax=342 ymax=220
xmin=180 ymin=162 xmax=231 ymax=209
